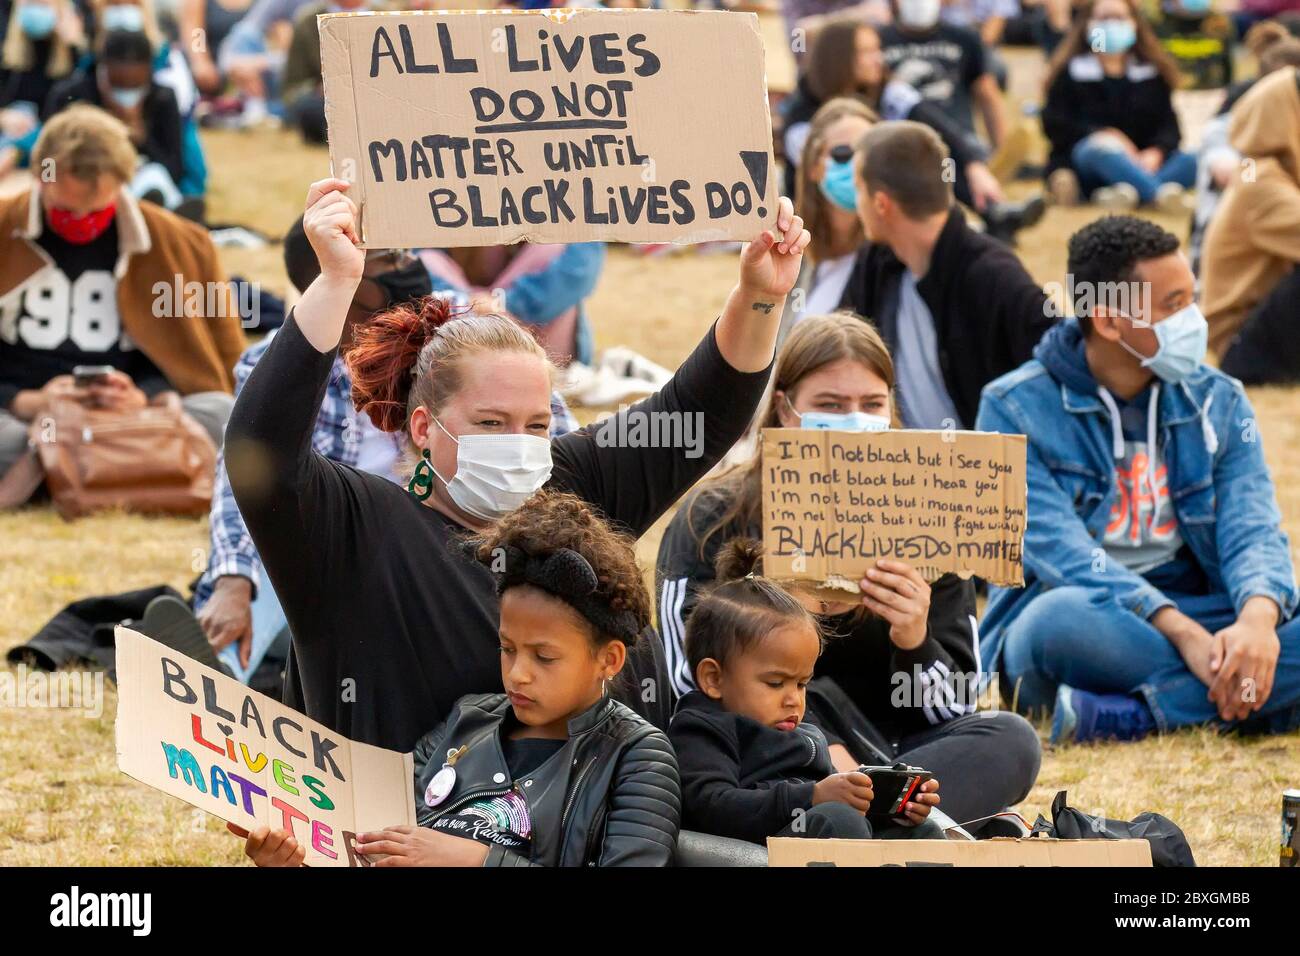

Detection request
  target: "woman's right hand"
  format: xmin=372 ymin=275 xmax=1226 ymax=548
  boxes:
xmin=303 ymin=178 xmax=365 ymax=284
xmin=228 ymin=823 xmax=306 ymax=867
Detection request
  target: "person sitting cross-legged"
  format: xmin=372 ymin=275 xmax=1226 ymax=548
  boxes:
xmin=0 ymin=103 xmax=243 ymax=477
xmin=977 ymin=215 xmax=1300 ymax=744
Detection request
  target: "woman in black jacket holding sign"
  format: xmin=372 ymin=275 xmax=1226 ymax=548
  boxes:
xmin=654 ymin=313 xmax=1041 ymax=832
xmin=224 ymin=177 xmax=809 ymax=756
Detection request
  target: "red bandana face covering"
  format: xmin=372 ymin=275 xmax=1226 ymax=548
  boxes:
xmin=46 ymin=203 xmax=117 ymax=244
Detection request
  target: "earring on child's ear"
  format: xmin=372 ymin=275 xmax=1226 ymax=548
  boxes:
xmin=408 ymin=448 xmax=434 ymax=501
xmin=601 ymin=676 xmax=609 ymax=698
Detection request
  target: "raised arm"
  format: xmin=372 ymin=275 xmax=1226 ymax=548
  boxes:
xmin=223 ymin=179 xmax=364 ymax=630
xmin=291 ymin=178 xmax=364 ymax=351
xmin=549 ymin=200 xmax=809 ymax=536
xmin=714 ymin=196 xmax=809 ymax=373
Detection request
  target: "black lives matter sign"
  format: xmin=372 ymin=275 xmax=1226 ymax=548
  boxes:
xmin=760 ymin=429 xmax=1028 ymax=591
xmin=320 ymin=9 xmax=775 ymax=247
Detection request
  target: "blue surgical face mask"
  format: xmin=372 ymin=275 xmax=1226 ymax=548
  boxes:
xmin=819 ymin=157 xmax=858 ymax=213
xmin=109 ymin=85 xmax=147 ymax=109
xmin=1119 ymin=303 xmax=1208 ymax=383
xmin=1090 ymin=18 xmax=1137 ymax=54
xmin=103 ymin=4 xmax=146 ymax=32
xmin=19 ymin=3 xmax=58 ymax=38
xmin=786 ymin=396 xmax=891 ymax=431
xmin=1175 ymin=0 xmax=1211 ymax=12
xmin=802 ymin=410 xmax=891 ymax=431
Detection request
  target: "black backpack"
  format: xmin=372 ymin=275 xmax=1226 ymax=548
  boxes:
xmin=1031 ymin=790 xmax=1196 ymax=867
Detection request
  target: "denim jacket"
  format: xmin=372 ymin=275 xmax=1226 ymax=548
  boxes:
xmin=975 ymin=320 xmax=1298 ymax=673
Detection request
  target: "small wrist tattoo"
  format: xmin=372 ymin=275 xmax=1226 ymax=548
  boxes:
xmin=751 ymin=302 xmax=775 ymax=315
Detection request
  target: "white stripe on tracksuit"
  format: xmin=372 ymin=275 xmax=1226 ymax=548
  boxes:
xmin=916 ymin=615 xmax=982 ymax=725
xmin=660 ymin=577 xmax=696 ymax=698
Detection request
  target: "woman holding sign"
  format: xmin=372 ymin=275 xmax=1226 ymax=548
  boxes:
xmin=224 ymin=177 xmax=809 ymax=755
xmin=654 ymin=313 xmax=1041 ymax=834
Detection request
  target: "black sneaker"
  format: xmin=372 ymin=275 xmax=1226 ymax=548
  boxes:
xmin=982 ymin=194 xmax=1047 ymax=245
xmin=138 ymin=594 xmax=234 ymax=678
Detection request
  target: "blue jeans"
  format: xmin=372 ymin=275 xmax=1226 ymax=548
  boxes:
xmin=1071 ymin=135 xmax=1197 ymax=204
xmin=1001 ymin=587 xmax=1300 ymax=734
xmin=218 ymin=574 xmax=288 ymax=684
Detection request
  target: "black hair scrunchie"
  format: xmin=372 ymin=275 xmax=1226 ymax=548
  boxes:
xmin=477 ymin=543 xmax=640 ymax=644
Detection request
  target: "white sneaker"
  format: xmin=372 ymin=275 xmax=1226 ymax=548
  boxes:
xmin=598 ymin=346 xmax=672 ymax=388
xmin=558 ymin=364 xmax=659 ymax=408
xmin=237 ymin=97 xmax=269 ymax=129
xmin=1154 ymin=182 xmax=1195 ymax=216
xmin=1090 ymin=183 xmax=1140 ymax=211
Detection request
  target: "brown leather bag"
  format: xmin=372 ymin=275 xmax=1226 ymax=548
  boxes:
xmin=17 ymin=393 xmax=216 ymax=519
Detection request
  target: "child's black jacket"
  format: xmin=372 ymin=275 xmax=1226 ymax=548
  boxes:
xmin=668 ymin=691 xmax=835 ymax=844
xmin=412 ymin=693 xmax=680 ymax=866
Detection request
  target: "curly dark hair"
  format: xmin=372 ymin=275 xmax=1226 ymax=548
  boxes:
xmin=465 ymin=491 xmax=651 ymax=645
xmin=1066 ymin=215 xmax=1181 ymax=335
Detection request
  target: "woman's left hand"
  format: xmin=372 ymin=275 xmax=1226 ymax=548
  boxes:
xmin=859 ymin=558 xmax=931 ymax=650
xmin=356 ymin=826 xmax=490 ymax=867
xmin=901 ymin=777 xmax=940 ymax=825
xmin=738 ymin=196 xmax=810 ymax=301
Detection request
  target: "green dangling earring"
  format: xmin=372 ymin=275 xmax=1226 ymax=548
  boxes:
xmin=408 ymin=448 xmax=435 ymax=501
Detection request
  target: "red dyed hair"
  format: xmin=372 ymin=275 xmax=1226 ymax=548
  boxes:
xmin=346 ymin=294 xmax=549 ymax=434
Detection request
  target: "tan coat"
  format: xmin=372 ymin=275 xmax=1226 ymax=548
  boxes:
xmin=0 ymin=187 xmax=246 ymax=395
xmin=1201 ymin=68 xmax=1300 ymax=357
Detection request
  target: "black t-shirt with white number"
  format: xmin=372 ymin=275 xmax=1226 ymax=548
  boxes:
xmin=880 ymin=22 xmax=987 ymax=134
xmin=0 ymin=222 xmax=168 ymax=408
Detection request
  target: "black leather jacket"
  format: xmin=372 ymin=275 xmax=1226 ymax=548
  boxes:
xmin=412 ymin=693 xmax=681 ymax=867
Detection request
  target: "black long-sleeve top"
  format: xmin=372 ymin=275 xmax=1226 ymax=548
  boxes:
xmin=225 ymin=313 xmax=771 ymax=751
xmin=43 ymin=68 xmax=183 ymax=184
xmin=668 ymin=691 xmax=835 ymax=845
xmin=1041 ymin=53 xmax=1182 ymax=175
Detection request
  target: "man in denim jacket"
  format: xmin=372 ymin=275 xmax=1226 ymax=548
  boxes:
xmin=977 ymin=216 xmax=1300 ymax=744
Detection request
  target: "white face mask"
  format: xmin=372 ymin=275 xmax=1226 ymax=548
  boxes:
xmin=429 ymin=418 xmax=553 ymax=521
xmin=897 ymin=0 xmax=942 ymax=30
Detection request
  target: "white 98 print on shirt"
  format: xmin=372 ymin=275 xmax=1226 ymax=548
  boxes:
xmin=0 ymin=269 xmax=131 ymax=352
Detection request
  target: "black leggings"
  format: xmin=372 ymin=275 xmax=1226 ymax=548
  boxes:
xmin=891 ymin=710 xmax=1042 ymax=830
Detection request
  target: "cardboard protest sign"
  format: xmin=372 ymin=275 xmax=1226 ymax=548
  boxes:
xmin=767 ymin=837 xmax=1153 ymax=867
xmin=760 ymin=429 xmax=1028 ymax=594
xmin=319 ymin=8 xmax=775 ymax=247
xmin=114 ymin=626 xmax=414 ymax=867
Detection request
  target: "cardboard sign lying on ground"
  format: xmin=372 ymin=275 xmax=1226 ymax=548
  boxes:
xmin=114 ymin=626 xmax=414 ymax=867
xmin=767 ymin=837 xmax=1153 ymax=867
xmin=760 ymin=429 xmax=1028 ymax=592
xmin=319 ymin=8 xmax=774 ymax=247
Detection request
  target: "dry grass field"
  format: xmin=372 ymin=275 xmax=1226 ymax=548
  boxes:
xmin=1 ymin=48 xmax=1298 ymax=866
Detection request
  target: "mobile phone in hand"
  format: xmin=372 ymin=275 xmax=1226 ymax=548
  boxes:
xmin=858 ymin=764 xmax=933 ymax=820
xmin=72 ymin=365 xmax=115 ymax=388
